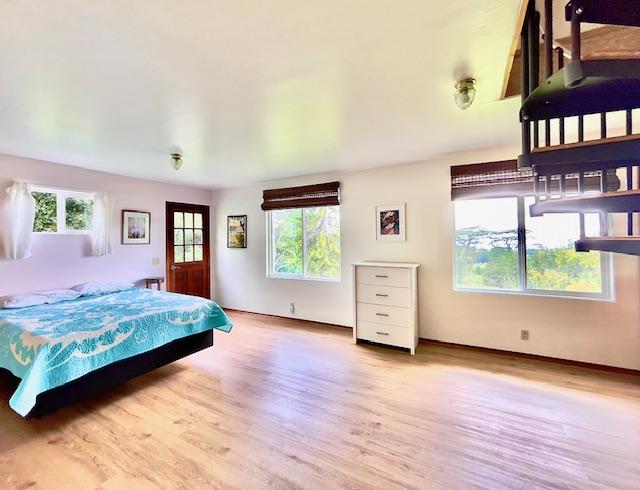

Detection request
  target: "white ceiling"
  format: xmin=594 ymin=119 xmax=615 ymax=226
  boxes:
xmin=0 ymin=1 xmax=523 ymax=188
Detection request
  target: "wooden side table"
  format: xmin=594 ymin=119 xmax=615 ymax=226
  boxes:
xmin=145 ymin=277 xmax=165 ymax=290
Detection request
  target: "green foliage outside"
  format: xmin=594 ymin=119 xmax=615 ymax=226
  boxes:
xmin=272 ymin=209 xmax=303 ymax=274
xmin=65 ymin=197 xmax=93 ymax=230
xmin=455 ymin=227 xmax=519 ymax=290
xmin=304 ymin=207 xmax=340 ymax=278
xmin=272 ymin=206 xmax=340 ymax=278
xmin=32 ymin=192 xmax=93 ymax=232
xmin=455 ymin=226 xmax=601 ymax=293
xmin=526 ymin=247 xmax=601 ymax=292
xmin=33 ymin=192 xmax=57 ymax=232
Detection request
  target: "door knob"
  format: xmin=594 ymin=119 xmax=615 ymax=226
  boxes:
xmin=170 ymin=265 xmax=182 ymax=271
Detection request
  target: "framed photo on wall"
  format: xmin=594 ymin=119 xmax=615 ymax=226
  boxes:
xmin=375 ymin=203 xmax=405 ymax=241
xmin=122 ymin=210 xmax=151 ymax=245
xmin=227 ymin=215 xmax=247 ymax=248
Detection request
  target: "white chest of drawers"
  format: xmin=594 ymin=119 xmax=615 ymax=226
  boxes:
xmin=352 ymin=262 xmax=420 ymax=355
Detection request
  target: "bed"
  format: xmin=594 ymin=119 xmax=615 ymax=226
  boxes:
xmin=0 ymin=288 xmax=232 ymax=417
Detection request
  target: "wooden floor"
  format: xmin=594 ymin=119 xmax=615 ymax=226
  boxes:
xmin=1 ymin=312 xmax=640 ymax=490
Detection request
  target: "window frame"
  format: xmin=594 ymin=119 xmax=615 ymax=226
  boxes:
xmin=266 ymin=206 xmax=341 ymax=283
xmin=453 ymin=195 xmax=614 ymax=301
xmin=31 ymin=185 xmax=95 ymax=235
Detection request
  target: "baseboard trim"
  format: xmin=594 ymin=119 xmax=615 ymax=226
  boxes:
xmin=223 ymin=309 xmax=640 ymax=376
xmin=419 ymin=339 xmax=640 ymax=376
xmin=223 ymin=308 xmax=351 ymax=329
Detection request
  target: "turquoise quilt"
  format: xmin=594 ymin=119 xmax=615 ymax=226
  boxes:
xmin=0 ymin=288 xmax=232 ymax=416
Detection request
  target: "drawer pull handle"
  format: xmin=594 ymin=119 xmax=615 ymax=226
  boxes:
xmin=375 ymin=275 xmax=388 ymax=278
xmin=376 ymin=331 xmax=389 ymax=336
xmin=376 ymin=313 xmax=389 ymax=317
xmin=375 ymin=293 xmax=388 ymax=297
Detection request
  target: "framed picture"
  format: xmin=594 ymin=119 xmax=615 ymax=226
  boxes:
xmin=375 ymin=203 xmax=406 ymax=241
xmin=122 ymin=210 xmax=151 ymax=245
xmin=227 ymin=215 xmax=247 ymax=248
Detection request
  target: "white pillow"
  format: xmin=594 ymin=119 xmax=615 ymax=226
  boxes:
xmin=0 ymin=289 xmax=82 ymax=309
xmin=71 ymin=281 xmax=135 ymax=297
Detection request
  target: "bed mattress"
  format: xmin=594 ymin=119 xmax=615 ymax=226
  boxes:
xmin=0 ymin=288 xmax=232 ymax=416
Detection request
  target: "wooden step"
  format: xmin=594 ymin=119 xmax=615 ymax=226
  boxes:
xmin=530 ymin=190 xmax=640 ymax=216
xmin=556 ymin=26 xmax=640 ymax=63
xmin=575 ymin=236 xmax=640 ymax=256
xmin=566 ymin=0 xmax=640 ymax=28
xmin=520 ymin=60 xmax=640 ymax=122
xmin=518 ymin=133 xmax=640 ymax=169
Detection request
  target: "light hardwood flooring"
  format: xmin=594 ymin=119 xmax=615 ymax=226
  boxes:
xmin=1 ymin=311 xmax=639 ymax=489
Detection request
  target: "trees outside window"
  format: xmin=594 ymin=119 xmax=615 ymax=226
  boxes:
xmin=33 ymin=191 xmax=58 ymax=232
xmin=455 ymin=198 xmax=519 ymax=291
xmin=454 ymin=196 xmax=611 ymax=299
xmin=269 ymin=206 xmax=340 ymax=281
xmin=32 ymin=186 xmax=94 ymax=234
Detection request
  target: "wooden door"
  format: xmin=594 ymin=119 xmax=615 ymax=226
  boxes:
xmin=166 ymin=202 xmax=211 ymax=298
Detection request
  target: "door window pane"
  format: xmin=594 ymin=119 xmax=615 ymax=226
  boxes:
xmin=32 ymin=192 xmax=58 ymax=232
xmin=304 ymin=206 xmax=341 ymax=279
xmin=174 ymin=246 xmax=184 ymax=263
xmin=184 ymin=245 xmax=194 ymax=262
xmin=174 ymin=212 xmax=184 ymax=228
xmin=174 ymin=229 xmax=184 ymax=245
xmin=194 ymin=245 xmax=203 ymax=261
xmin=454 ymin=197 xmax=520 ymax=290
xmin=525 ymin=197 xmax=602 ymax=293
xmin=194 ymin=213 xmax=203 ymax=229
xmin=185 ymin=229 xmax=194 ymax=245
xmin=271 ymin=208 xmax=303 ymax=275
xmin=184 ymin=212 xmax=193 ymax=228
xmin=194 ymin=229 xmax=203 ymax=245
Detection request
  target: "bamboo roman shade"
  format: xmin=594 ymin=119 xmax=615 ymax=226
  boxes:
xmin=261 ymin=181 xmax=340 ymax=211
xmin=451 ymin=160 xmax=619 ymax=200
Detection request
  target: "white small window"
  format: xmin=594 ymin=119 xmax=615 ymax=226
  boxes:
xmin=31 ymin=186 xmax=94 ymax=234
xmin=267 ymin=206 xmax=341 ymax=281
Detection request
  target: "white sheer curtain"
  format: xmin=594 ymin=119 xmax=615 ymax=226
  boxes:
xmin=91 ymin=192 xmax=112 ymax=256
xmin=3 ymin=181 xmax=36 ymax=260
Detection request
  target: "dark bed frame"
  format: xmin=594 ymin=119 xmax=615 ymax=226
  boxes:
xmin=23 ymin=330 xmax=213 ymax=418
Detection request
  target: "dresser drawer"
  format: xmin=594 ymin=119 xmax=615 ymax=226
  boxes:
xmin=356 ymin=302 xmax=410 ymax=328
xmin=356 ymin=284 xmax=410 ymax=308
xmin=356 ymin=321 xmax=412 ymax=349
xmin=356 ymin=266 xmax=410 ymax=288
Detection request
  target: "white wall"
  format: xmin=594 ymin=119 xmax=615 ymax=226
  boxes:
xmin=0 ymin=153 xmax=212 ymax=296
xmin=213 ymin=145 xmax=640 ymax=370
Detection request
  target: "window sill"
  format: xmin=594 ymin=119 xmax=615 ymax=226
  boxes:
xmin=33 ymin=231 xmax=91 ymax=236
xmin=453 ymin=286 xmax=614 ymax=302
xmin=267 ymin=274 xmax=341 ymax=284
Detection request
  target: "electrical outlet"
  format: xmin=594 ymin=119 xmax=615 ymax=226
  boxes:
xmin=521 ymin=329 xmax=529 ymax=341
xmin=290 ymin=302 xmax=295 ymax=314
xmin=152 ymin=257 xmax=160 ymax=265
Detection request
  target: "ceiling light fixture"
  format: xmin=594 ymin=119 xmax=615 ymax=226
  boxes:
xmin=454 ymin=78 xmax=477 ymax=110
xmin=171 ymin=152 xmax=183 ymax=171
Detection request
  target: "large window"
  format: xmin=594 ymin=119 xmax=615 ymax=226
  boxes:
xmin=32 ymin=186 xmax=94 ymax=234
xmin=268 ymin=206 xmax=341 ymax=281
xmin=454 ymin=196 xmax=611 ymax=299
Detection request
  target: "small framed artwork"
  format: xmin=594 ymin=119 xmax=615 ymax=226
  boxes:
xmin=375 ymin=203 xmax=406 ymax=241
xmin=122 ymin=210 xmax=151 ymax=245
xmin=227 ymin=215 xmax=247 ymax=248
